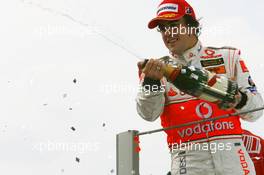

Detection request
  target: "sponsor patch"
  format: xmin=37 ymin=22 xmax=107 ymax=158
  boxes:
xmin=158 ymin=13 xmax=177 ymax=18
xmin=239 ymin=60 xmax=249 ymax=73
xmin=178 ymin=151 xmax=187 ymax=174
xmin=168 ymin=87 xmax=178 ymax=97
xmin=206 ymin=65 xmax=226 ymax=74
xmin=237 ymin=149 xmax=251 ymax=174
xmin=201 ymin=49 xmax=222 ymax=59
xmin=200 ymin=58 xmax=224 ymax=67
xmin=157 ymin=3 xmax=179 ymax=15
xmin=247 ymin=76 xmax=257 ymax=93
xmin=185 ymin=7 xmax=192 ymax=14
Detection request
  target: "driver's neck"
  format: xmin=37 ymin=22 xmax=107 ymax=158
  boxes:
xmin=185 ymin=37 xmax=198 ymax=52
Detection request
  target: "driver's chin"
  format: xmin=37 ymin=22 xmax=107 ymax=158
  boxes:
xmin=166 ymin=39 xmax=182 ymax=55
xmin=169 ymin=46 xmax=181 ymax=55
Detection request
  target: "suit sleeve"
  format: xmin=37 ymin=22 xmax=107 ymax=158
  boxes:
xmin=136 ymin=73 xmax=166 ymax=122
xmin=235 ymin=50 xmax=263 ymax=122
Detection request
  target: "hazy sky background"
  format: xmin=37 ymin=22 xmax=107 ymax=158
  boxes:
xmin=0 ymin=0 xmax=263 ymax=174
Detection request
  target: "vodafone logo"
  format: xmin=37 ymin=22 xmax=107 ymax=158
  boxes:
xmin=195 ymin=102 xmax=213 ymax=119
xmin=177 ymin=102 xmax=235 ymax=138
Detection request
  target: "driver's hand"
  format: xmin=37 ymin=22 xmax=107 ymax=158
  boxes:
xmin=137 ymin=59 xmax=165 ymax=80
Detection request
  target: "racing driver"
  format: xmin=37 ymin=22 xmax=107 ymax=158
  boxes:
xmin=136 ymin=0 xmax=264 ymax=174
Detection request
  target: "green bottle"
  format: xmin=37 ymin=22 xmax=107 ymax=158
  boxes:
xmin=142 ymin=57 xmax=238 ymax=108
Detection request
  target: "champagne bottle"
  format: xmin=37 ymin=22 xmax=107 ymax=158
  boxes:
xmin=142 ymin=57 xmax=238 ymax=108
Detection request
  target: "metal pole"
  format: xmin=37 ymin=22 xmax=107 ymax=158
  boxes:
xmin=116 ymin=130 xmax=140 ymax=175
xmin=137 ymin=106 xmax=264 ymax=136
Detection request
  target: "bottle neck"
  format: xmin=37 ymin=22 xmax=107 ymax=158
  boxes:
xmin=163 ymin=64 xmax=181 ymax=82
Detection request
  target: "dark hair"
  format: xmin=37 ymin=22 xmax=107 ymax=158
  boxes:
xmin=183 ymin=15 xmax=201 ymax=37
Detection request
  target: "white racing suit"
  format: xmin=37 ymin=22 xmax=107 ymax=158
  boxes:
xmin=136 ymin=41 xmax=263 ymax=175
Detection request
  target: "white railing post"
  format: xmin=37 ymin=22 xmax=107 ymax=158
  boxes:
xmin=116 ymin=130 xmax=140 ymax=175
